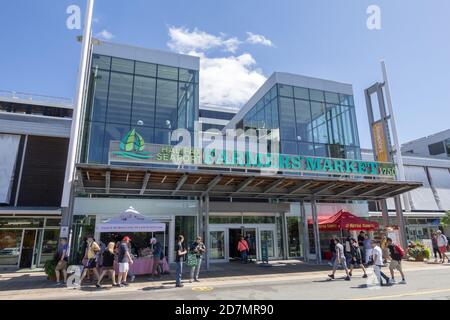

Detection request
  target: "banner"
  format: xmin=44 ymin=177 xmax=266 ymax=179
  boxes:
xmin=372 ymin=121 xmax=390 ymax=162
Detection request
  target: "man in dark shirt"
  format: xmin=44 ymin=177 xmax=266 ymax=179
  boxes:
xmin=357 ymin=231 xmax=366 ymax=262
xmin=117 ymin=236 xmax=133 ymax=287
xmin=387 ymin=238 xmax=406 ymax=284
xmin=175 ymin=235 xmax=187 ymax=287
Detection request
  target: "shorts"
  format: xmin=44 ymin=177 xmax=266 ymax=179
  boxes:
xmin=86 ymin=258 xmax=97 ymax=269
xmin=55 ymin=260 xmax=67 ymax=271
xmin=102 ymin=266 xmax=114 ymax=271
xmin=119 ymin=262 xmax=129 ymax=273
xmin=389 ymin=260 xmax=403 ymax=272
xmin=439 ymin=246 xmax=447 ymax=254
xmin=350 ymin=259 xmax=362 ymax=266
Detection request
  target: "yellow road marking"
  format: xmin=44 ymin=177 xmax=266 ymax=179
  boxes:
xmin=350 ymin=288 xmax=450 ymax=300
xmin=192 ymin=286 xmax=214 ymax=292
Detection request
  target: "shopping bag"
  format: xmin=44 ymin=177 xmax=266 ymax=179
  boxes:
xmin=186 ymin=253 xmax=198 ymax=267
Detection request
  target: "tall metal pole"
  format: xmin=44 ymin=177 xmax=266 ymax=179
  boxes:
xmin=205 ymin=195 xmax=210 ymax=270
xmin=60 ymin=0 xmax=94 ymax=228
xmin=381 ymin=61 xmax=411 ymax=212
xmin=311 ymin=197 xmax=321 ymax=264
xmin=300 ymin=201 xmax=309 ymax=262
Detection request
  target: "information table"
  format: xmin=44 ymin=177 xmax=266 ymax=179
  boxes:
xmin=114 ymin=257 xmax=170 ymax=275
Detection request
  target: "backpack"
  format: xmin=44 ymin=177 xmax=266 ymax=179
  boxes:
xmin=394 ymin=244 xmax=405 ymax=258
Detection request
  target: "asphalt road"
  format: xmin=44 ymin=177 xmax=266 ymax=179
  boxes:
xmin=44 ymin=264 xmax=450 ymax=300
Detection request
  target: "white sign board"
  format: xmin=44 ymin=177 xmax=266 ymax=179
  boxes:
xmin=96 ymin=223 xmax=165 ymax=233
xmin=60 ymin=226 xmax=69 ymax=238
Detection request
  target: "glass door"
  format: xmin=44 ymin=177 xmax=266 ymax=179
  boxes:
xmin=259 ymin=229 xmax=275 ymax=260
xmin=32 ymin=229 xmax=43 ymax=269
xmin=243 ymin=228 xmax=257 ymax=261
xmin=209 ymin=229 xmax=226 ymax=260
xmin=19 ymin=229 xmax=36 ymax=268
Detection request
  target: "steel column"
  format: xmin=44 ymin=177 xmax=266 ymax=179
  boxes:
xmin=311 ymin=197 xmax=321 ymax=264
xmin=300 ymin=200 xmax=309 ymax=262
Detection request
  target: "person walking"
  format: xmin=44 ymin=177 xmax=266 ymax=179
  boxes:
xmin=358 ymin=231 xmax=366 ymax=264
xmin=349 ymin=238 xmax=368 ymax=278
xmin=363 ymin=234 xmax=373 ymax=265
xmin=328 ymin=237 xmax=336 ymax=267
xmin=432 ymin=232 xmax=442 ymax=262
xmin=175 ymin=235 xmax=187 ymax=288
xmin=328 ymin=237 xmax=351 ymax=281
xmin=237 ymin=236 xmax=249 ymax=264
xmin=54 ymin=238 xmax=69 ymax=286
xmin=386 ymin=237 xmax=406 ymax=284
xmin=117 ymin=236 xmax=134 ymax=287
xmin=372 ymin=240 xmax=391 ymax=286
xmin=189 ymin=236 xmax=206 ymax=283
xmin=80 ymin=236 xmax=101 ymax=284
xmin=96 ymin=242 xmax=119 ymax=288
xmin=381 ymin=234 xmax=389 ymax=264
xmin=436 ymin=230 xmax=449 ymax=263
xmin=150 ymin=237 xmax=162 ymax=279
xmin=344 ymin=235 xmax=352 ymax=265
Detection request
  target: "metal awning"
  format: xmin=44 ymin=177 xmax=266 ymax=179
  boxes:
xmin=74 ymin=164 xmax=422 ymax=201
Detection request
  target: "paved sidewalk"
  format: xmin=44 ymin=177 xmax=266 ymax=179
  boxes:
xmin=1 ymin=260 xmax=448 ymax=299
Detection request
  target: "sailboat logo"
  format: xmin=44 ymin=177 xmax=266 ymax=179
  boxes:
xmin=112 ymin=129 xmax=152 ymax=160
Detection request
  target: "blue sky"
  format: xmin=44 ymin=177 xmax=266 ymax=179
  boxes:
xmin=1 ymin=0 xmax=449 ymax=148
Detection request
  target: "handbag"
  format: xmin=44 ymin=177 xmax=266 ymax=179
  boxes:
xmin=186 ymin=253 xmax=198 ymax=267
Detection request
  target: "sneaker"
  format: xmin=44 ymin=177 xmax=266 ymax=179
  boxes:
xmin=349 ymin=272 xmax=352 ymax=277
xmin=130 ymin=276 xmax=135 ymax=282
xmin=176 ymin=284 xmax=184 ymax=288
xmin=95 ymin=284 xmax=101 ymax=288
xmin=194 ymin=279 xmax=200 ymax=282
xmin=328 ymin=274 xmax=335 ymax=279
xmin=118 ymin=284 xmax=124 ymax=288
xmin=362 ymin=274 xmax=368 ymax=278
xmin=345 ymin=276 xmax=351 ymax=281
xmin=399 ymin=279 xmax=407 ymax=284
xmin=121 ymin=282 xmax=129 ymax=287
xmin=391 ymin=279 xmax=397 ymax=284
xmin=113 ymin=284 xmax=120 ymax=287
xmin=189 ymin=280 xmax=193 ymax=283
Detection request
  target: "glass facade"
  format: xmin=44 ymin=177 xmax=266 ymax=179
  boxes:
xmin=241 ymin=84 xmax=360 ymax=159
xmin=82 ymin=54 xmax=199 ymax=164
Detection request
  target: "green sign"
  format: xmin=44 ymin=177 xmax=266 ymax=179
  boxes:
xmin=109 ymin=130 xmax=396 ymax=178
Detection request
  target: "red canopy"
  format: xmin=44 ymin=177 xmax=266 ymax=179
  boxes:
xmin=308 ymin=210 xmax=378 ymax=231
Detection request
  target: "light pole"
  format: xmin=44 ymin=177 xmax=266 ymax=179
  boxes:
xmin=60 ymin=0 xmax=95 ymax=239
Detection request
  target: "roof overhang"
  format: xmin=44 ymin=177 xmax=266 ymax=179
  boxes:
xmin=75 ymin=164 xmax=422 ymax=201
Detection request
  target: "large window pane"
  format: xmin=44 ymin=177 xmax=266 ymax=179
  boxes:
xmin=111 ymin=57 xmax=134 ymax=73
xmin=278 ymin=84 xmax=294 ymax=98
xmin=154 ymin=128 xmax=171 ymax=145
xmin=86 ymin=121 xmax=105 ymax=163
xmin=135 ymin=61 xmax=157 ymax=77
xmin=0 ymin=230 xmax=22 ymax=266
xmin=39 ymin=229 xmax=59 ymax=267
xmin=279 ymin=97 xmax=296 ymax=141
xmin=103 ymin=123 xmax=131 ymax=161
xmin=287 ymin=216 xmax=302 ymax=258
xmin=178 ymin=82 xmax=195 ymax=129
xmin=310 ymin=89 xmax=325 ymax=102
xmin=106 ymin=72 xmax=133 ymax=125
xmin=325 ymin=92 xmax=340 ymax=104
xmin=88 ymin=69 xmax=110 ymax=122
xmin=175 ymin=216 xmax=196 ymax=248
xmin=314 ymin=143 xmax=329 ymax=157
xmin=155 ymin=79 xmax=178 ymax=129
xmin=158 ymin=65 xmax=178 ymax=80
xmin=179 ymin=69 xmax=196 ymax=82
xmin=282 ymin=141 xmax=298 ymax=155
xmin=92 ymin=54 xmax=111 ymax=70
xmin=294 ymin=99 xmax=313 ymax=143
xmin=311 ymin=101 xmax=328 ymax=144
xmin=209 ymin=231 xmax=225 ymax=259
xmin=271 ymin=99 xmax=279 ymax=129
xmin=298 ymin=142 xmax=315 ymax=156
xmin=132 ymin=76 xmax=156 ymax=128
xmin=294 ymin=87 xmax=309 ymax=100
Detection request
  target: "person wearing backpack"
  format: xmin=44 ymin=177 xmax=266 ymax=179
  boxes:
xmin=437 ymin=230 xmax=449 ymax=263
xmin=349 ymin=238 xmax=368 ymax=279
xmin=386 ymin=237 xmax=406 ymax=284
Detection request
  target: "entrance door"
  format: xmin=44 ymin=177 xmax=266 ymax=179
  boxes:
xmin=259 ymin=229 xmax=275 ymax=259
xmin=209 ymin=230 xmax=226 ymax=260
xmin=19 ymin=230 xmax=36 ymax=268
xmin=228 ymin=228 xmax=242 ymax=261
xmin=243 ymin=228 xmax=257 ymax=260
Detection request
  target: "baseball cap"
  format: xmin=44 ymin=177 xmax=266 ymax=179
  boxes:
xmin=123 ymin=236 xmax=131 ymax=241
xmin=150 ymin=237 xmax=157 ymax=243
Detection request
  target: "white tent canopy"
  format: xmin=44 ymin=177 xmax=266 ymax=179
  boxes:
xmin=96 ymin=207 xmax=165 ymax=233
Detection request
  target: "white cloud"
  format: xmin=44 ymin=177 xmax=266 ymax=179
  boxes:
xmin=167 ymin=27 xmax=267 ymax=108
xmin=92 ymin=17 xmax=100 ymax=24
xmin=246 ymin=32 xmax=274 ymax=47
xmin=168 ymin=26 xmax=241 ymax=53
xmin=96 ymin=29 xmax=115 ymax=40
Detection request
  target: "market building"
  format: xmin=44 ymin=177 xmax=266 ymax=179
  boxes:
xmin=66 ymin=40 xmax=421 ymax=269
xmin=0 ymin=90 xmax=72 ymax=269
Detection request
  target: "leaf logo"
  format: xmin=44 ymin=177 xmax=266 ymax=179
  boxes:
xmin=120 ymin=129 xmax=145 ymax=152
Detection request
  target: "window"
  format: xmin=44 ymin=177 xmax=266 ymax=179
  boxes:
xmin=428 ymin=142 xmax=445 ymax=155
xmin=309 ymin=89 xmax=325 ymax=102
xmin=294 ymin=99 xmax=313 ymax=143
xmin=282 ymin=141 xmax=298 ymax=155
xmin=279 ymin=97 xmax=296 ymax=141
xmin=86 ymin=121 xmax=105 ymax=163
xmin=199 ymin=110 xmax=236 ymax=120
xmin=445 ymin=139 xmax=450 ymax=156
xmin=103 ymin=123 xmax=131 ymax=161
xmin=92 ymin=54 xmax=111 ymax=70
xmin=294 ymin=87 xmax=309 ymax=100
xmin=154 ymin=128 xmax=171 ymax=145
xmin=106 ymin=72 xmax=133 ymax=125
xmin=158 ymin=65 xmax=178 ymax=80
xmin=298 ymin=142 xmax=315 ymax=156
xmin=314 ymin=143 xmax=329 ymax=157
xmin=311 ymin=102 xmax=328 ymax=144
xmin=325 ymin=92 xmax=340 ymax=104
xmin=179 ymin=68 xmax=196 ymax=82
xmin=135 ymin=61 xmax=157 ymax=77
xmin=278 ymin=84 xmax=294 ymax=98
xmin=88 ymin=69 xmax=110 ymax=122
xmin=155 ymin=79 xmax=178 ymax=129
xmin=111 ymin=57 xmax=134 ymax=73
xmin=131 ymin=76 xmax=156 ymax=128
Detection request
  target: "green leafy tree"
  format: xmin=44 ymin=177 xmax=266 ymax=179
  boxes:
xmin=440 ymin=211 xmax=450 ymax=229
